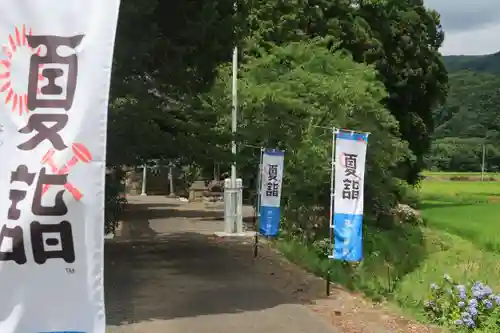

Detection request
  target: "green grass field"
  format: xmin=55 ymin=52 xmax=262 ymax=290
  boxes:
xmin=278 ymin=172 xmax=500 ymax=328
xmin=419 ymin=180 xmax=500 ymax=252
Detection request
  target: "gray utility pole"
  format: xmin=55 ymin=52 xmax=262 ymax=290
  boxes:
xmin=481 ymin=143 xmax=486 ymax=182
xmin=228 ymin=43 xmax=240 ymax=233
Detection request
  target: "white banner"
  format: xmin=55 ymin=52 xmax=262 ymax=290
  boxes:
xmin=332 ymin=131 xmax=368 ymax=261
xmin=260 ymin=150 xmax=284 ymax=208
xmin=0 ymin=1 xmax=120 ymax=332
xmin=334 ymin=132 xmax=368 ymax=216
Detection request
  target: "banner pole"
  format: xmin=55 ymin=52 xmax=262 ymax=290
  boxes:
xmin=254 ymin=147 xmax=264 ymax=258
xmin=327 ymin=127 xmax=337 ymax=296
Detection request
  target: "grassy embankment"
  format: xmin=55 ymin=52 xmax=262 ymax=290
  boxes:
xmin=277 ymin=172 xmax=500 ymax=322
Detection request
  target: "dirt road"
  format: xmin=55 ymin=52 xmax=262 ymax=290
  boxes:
xmin=105 ymin=196 xmax=340 ymax=333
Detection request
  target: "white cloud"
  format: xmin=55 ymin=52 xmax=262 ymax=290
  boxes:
xmin=440 ymin=23 xmax=500 ymax=55
xmin=425 ymin=0 xmax=500 ymax=55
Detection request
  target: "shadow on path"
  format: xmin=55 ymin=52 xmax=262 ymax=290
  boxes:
xmin=105 ymin=233 xmax=301 ymax=325
xmin=104 ymin=197 xmax=337 ymax=332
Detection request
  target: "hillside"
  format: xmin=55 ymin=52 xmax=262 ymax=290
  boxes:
xmin=443 ymin=52 xmax=500 ymax=75
xmin=427 ymin=53 xmax=500 ymax=172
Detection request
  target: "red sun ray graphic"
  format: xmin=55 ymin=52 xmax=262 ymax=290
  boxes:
xmin=0 ymin=24 xmax=44 ymax=115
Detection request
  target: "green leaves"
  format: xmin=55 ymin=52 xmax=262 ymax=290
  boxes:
xmin=107 ymin=0 xmax=241 ymax=166
xmin=205 ymin=41 xmax=410 ymax=228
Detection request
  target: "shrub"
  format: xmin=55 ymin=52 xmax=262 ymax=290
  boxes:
xmin=449 ymin=176 xmax=473 ymax=181
xmin=424 ymin=274 xmax=500 ymax=331
xmin=390 ymin=204 xmax=424 ymax=226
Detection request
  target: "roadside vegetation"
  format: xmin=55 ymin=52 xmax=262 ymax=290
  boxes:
xmin=277 ymin=173 xmax=500 ymax=331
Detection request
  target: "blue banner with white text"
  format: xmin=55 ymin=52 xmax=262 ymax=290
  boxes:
xmin=259 ymin=150 xmax=284 ymax=237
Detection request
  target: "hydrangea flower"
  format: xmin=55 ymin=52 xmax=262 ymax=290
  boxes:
xmin=482 ymin=299 xmax=493 ymax=310
xmin=425 ymin=275 xmax=499 ymax=329
xmin=468 ymin=298 xmax=478 ymax=307
xmin=468 ymin=306 xmax=478 ymax=317
xmin=491 ymin=294 xmax=500 ymax=305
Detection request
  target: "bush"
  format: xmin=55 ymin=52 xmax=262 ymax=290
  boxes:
xmin=390 ymin=204 xmax=424 ymax=226
xmin=450 ymin=176 xmax=474 ymax=181
xmin=424 ymin=274 xmax=500 ymax=331
xmin=394 ymin=180 xmax=420 ymax=208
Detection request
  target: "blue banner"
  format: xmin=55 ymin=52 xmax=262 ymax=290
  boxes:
xmin=259 ymin=150 xmax=284 ymax=237
xmin=332 ymin=213 xmax=363 ymax=261
xmin=331 ymin=130 xmax=368 ymax=261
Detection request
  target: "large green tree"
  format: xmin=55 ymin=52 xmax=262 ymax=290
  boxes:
xmin=206 ymin=41 xmax=410 ymax=231
xmin=242 ymin=0 xmax=448 ymax=184
xmin=106 ymin=0 xmax=240 ymax=166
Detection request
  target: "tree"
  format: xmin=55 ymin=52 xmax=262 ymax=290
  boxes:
xmin=205 ymin=41 xmax=410 ymax=233
xmin=107 ymin=0 xmax=241 ymax=167
xmin=243 ymin=0 xmax=448 ymax=184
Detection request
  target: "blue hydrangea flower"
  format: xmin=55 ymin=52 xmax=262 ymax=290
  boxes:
xmin=469 ymin=306 xmax=478 ymax=317
xmin=483 ymin=286 xmax=493 ymax=296
xmin=456 ymin=285 xmax=467 ymax=298
xmin=465 ymin=318 xmax=476 ymax=328
xmin=472 ymin=290 xmax=482 ymax=299
xmin=482 ymin=299 xmax=493 ymax=310
xmin=458 ymin=301 xmax=465 ymax=308
xmin=469 ymin=298 xmax=478 ymax=307
xmin=455 ymin=319 xmax=463 ymax=325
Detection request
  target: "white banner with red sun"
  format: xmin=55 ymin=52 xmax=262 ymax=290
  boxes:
xmin=0 ymin=1 xmax=120 ymax=332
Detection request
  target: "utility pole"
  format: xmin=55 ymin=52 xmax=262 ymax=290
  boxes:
xmin=228 ymin=44 xmax=238 ymax=233
xmin=481 ymin=143 xmax=486 ymax=181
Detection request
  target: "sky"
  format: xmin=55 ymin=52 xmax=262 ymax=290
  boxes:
xmin=426 ymin=0 xmax=500 ymax=55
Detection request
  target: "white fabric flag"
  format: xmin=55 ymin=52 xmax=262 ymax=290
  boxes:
xmin=333 ymin=132 xmax=368 ymax=217
xmin=0 ymin=1 xmax=120 ymax=332
xmin=332 ymin=131 xmax=368 ymax=262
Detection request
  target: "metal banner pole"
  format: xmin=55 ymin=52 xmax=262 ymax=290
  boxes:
xmin=327 ymin=128 xmax=337 ymax=296
xmin=254 ymin=147 xmax=264 ymax=258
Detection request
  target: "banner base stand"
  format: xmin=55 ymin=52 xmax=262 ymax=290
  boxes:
xmin=213 ymin=231 xmax=257 ymax=238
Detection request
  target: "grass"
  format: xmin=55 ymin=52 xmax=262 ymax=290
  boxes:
xmin=419 ymin=180 xmax=500 ymax=252
xmin=276 ymin=173 xmax=500 ymax=330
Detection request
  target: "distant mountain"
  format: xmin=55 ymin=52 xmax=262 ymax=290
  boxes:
xmin=433 ymin=71 xmax=500 ymax=140
xmin=443 ymin=52 xmax=500 ymax=75
xmin=426 ymin=53 xmax=500 ymax=171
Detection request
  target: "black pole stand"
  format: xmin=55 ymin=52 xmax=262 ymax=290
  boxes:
xmin=326 ymin=269 xmax=331 ymax=296
xmin=253 ymin=207 xmax=259 ymax=258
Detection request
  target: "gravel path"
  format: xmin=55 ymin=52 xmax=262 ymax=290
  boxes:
xmin=105 ymin=196 xmax=340 ymax=333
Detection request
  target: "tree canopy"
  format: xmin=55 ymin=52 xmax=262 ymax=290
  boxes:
xmin=206 ymin=41 xmax=409 ymax=228
xmin=105 ymin=0 xmax=450 ymax=230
